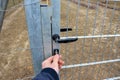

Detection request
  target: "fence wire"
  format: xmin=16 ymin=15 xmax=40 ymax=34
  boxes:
xmin=60 ymin=0 xmax=120 ymax=80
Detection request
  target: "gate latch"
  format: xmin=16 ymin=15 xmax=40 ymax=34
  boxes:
xmin=53 ymin=49 xmax=59 ymax=55
xmin=52 ymin=34 xmax=78 ymax=43
xmin=60 ymin=28 xmax=72 ymax=32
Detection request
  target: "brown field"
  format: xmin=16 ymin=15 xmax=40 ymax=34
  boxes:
xmin=0 ymin=0 xmax=120 ymax=80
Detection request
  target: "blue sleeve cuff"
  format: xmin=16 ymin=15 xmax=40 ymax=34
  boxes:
xmin=41 ymin=68 xmax=59 ymax=80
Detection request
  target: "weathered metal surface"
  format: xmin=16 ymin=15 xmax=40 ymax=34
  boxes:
xmin=0 ymin=0 xmax=8 ymax=32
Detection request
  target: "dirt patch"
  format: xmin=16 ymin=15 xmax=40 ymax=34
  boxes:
xmin=0 ymin=6 xmax=33 ymax=80
xmin=2 ymin=7 xmax=23 ymax=30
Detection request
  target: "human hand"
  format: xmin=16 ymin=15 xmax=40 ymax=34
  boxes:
xmin=42 ymin=54 xmax=64 ymax=73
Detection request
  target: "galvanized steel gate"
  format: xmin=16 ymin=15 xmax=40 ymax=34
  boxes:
xmin=24 ymin=0 xmax=120 ymax=80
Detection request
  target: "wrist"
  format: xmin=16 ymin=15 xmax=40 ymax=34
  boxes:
xmin=41 ymin=68 xmax=59 ymax=80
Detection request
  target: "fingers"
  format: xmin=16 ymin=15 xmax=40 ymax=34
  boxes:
xmin=58 ymin=59 xmax=64 ymax=65
xmin=53 ymin=54 xmax=59 ymax=63
xmin=58 ymin=59 xmax=64 ymax=69
xmin=42 ymin=56 xmax=54 ymax=69
xmin=44 ymin=54 xmax=64 ymax=65
xmin=43 ymin=56 xmax=54 ymax=63
xmin=42 ymin=54 xmax=64 ymax=73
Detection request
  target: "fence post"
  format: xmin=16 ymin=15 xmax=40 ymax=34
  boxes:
xmin=24 ymin=0 xmax=44 ymax=75
xmin=41 ymin=6 xmax=52 ymax=59
xmin=51 ymin=0 xmax=61 ymax=52
xmin=0 ymin=0 xmax=8 ymax=32
xmin=24 ymin=0 xmax=60 ymax=75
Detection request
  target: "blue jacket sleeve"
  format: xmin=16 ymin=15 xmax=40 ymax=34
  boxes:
xmin=32 ymin=68 xmax=59 ymax=80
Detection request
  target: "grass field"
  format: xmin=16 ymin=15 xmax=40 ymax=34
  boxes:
xmin=0 ymin=0 xmax=120 ymax=80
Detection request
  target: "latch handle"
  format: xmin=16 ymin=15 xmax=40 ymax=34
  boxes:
xmin=60 ymin=28 xmax=72 ymax=32
xmin=53 ymin=49 xmax=59 ymax=55
xmin=52 ymin=34 xmax=78 ymax=43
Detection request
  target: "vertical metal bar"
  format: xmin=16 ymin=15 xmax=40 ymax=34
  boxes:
xmin=24 ymin=0 xmax=44 ymax=75
xmin=75 ymin=0 xmax=80 ymax=37
xmin=51 ymin=0 xmax=60 ymax=52
xmin=83 ymin=0 xmax=90 ymax=62
xmin=115 ymin=17 xmax=120 ymax=59
xmin=51 ymin=0 xmax=60 ymax=79
xmin=0 ymin=0 xmax=8 ymax=32
xmin=105 ymin=2 xmax=118 ymax=78
xmin=102 ymin=1 xmax=116 ymax=60
xmin=84 ymin=0 xmax=90 ymax=79
xmin=107 ymin=20 xmax=119 ymax=78
xmin=67 ymin=2 xmax=74 ymax=79
xmin=89 ymin=0 xmax=99 ymax=62
xmin=41 ymin=6 xmax=52 ymax=59
xmin=98 ymin=1 xmax=117 ymax=79
xmin=96 ymin=0 xmax=108 ymax=61
xmin=71 ymin=0 xmax=77 ymax=79
xmin=101 ymin=2 xmax=116 ymax=79
xmin=89 ymin=0 xmax=99 ymax=79
xmin=74 ymin=0 xmax=81 ymax=80
xmin=64 ymin=0 xmax=70 ymax=80
xmin=96 ymin=0 xmax=108 ymax=79
xmin=108 ymin=2 xmax=116 ymax=58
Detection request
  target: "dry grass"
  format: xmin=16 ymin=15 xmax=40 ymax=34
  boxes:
xmin=0 ymin=0 xmax=120 ymax=80
xmin=0 ymin=6 xmax=33 ymax=80
xmin=5 ymin=0 xmax=23 ymax=17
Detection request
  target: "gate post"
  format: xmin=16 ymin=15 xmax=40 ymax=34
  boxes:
xmin=24 ymin=0 xmax=60 ymax=75
xmin=24 ymin=0 xmax=44 ymax=75
xmin=40 ymin=4 xmax=52 ymax=59
xmin=51 ymin=0 xmax=61 ymax=52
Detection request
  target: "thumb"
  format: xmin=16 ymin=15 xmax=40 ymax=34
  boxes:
xmin=53 ymin=54 xmax=59 ymax=64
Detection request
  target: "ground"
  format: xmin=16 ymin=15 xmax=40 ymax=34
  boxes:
xmin=0 ymin=0 xmax=120 ymax=80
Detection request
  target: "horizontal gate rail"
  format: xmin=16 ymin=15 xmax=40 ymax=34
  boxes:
xmin=104 ymin=76 xmax=120 ymax=80
xmin=61 ymin=34 xmax=120 ymax=39
xmin=62 ymin=59 xmax=120 ymax=69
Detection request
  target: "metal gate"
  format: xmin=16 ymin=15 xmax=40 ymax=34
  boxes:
xmin=24 ymin=0 xmax=120 ymax=80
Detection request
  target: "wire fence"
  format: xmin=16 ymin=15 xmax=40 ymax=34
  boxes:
xmin=0 ymin=0 xmax=120 ymax=80
xmin=60 ymin=0 xmax=120 ymax=80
